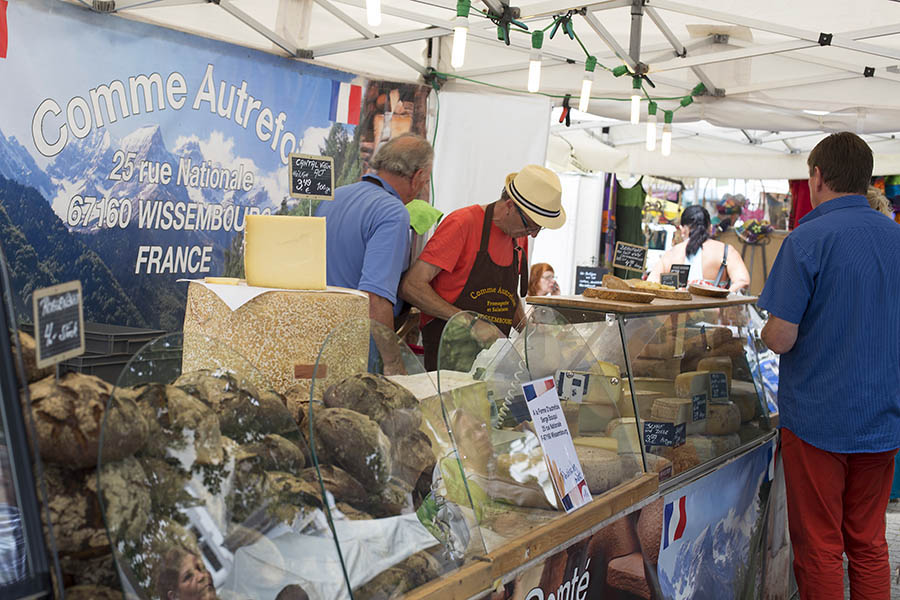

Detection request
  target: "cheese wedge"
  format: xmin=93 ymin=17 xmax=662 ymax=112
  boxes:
xmin=204 ymin=277 xmax=243 ymax=285
xmin=244 ymin=215 xmax=326 ymax=290
xmin=675 ymin=370 xmax=711 ymax=398
xmin=573 ymin=436 xmax=619 ymax=452
xmin=697 ymin=357 xmax=733 ymax=390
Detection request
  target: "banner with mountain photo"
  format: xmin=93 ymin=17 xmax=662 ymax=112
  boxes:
xmin=0 ymin=0 xmax=367 ymax=331
xmin=657 ymin=437 xmax=793 ymax=600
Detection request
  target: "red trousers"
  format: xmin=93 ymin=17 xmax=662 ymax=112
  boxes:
xmin=781 ymin=428 xmax=898 ymax=600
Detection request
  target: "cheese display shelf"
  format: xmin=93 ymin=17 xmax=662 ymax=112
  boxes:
xmin=525 ymin=294 xmax=777 ymax=490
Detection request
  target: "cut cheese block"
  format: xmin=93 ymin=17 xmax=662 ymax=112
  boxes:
xmin=675 ymin=370 xmax=711 ymax=398
xmin=578 ymin=403 xmax=619 ymax=434
xmin=607 ymin=553 xmax=651 ymax=599
xmin=686 ymin=433 xmax=741 ymax=462
xmin=575 ymin=446 xmax=624 ymax=494
xmin=182 ymin=282 xmax=368 ymax=396
xmin=632 ymin=358 xmax=681 ymax=380
xmin=706 ymin=402 xmax=741 ymax=435
xmin=244 ymin=214 xmax=326 ymax=290
xmin=633 ymin=377 xmax=676 ymax=396
xmin=606 ymin=418 xmax=641 ymax=454
xmin=618 ymin=389 xmax=663 ymax=420
xmin=731 ymin=380 xmax=761 ymax=422
xmin=582 ymin=287 xmax=655 ymax=303
xmin=573 ymin=436 xmax=618 ymax=452
xmin=204 ymin=277 xmax=244 ymax=285
xmin=650 ymin=397 xmax=707 ymax=434
xmin=697 ymin=357 xmax=733 ymax=391
xmin=653 ymin=444 xmax=701 ymax=475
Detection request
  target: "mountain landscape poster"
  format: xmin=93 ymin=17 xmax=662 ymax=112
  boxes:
xmin=0 ymin=0 xmax=362 ymax=331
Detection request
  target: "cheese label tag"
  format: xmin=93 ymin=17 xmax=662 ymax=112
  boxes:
xmin=557 ymin=371 xmax=589 ymax=403
xmin=692 ymin=392 xmax=707 ymax=422
xmin=643 ymin=421 xmax=687 ymax=448
xmin=709 ymin=372 xmax=729 ymax=402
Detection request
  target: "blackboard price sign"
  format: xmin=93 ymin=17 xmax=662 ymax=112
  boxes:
xmin=289 ymin=153 xmax=334 ymax=200
xmin=671 ymin=264 xmax=691 ymax=287
xmin=692 ymin=393 xmax=708 ymax=422
xmin=613 ymin=242 xmax=647 ymax=272
xmin=32 ymin=281 xmax=85 ymax=369
xmin=643 ymin=421 xmax=686 ymax=448
xmin=574 ymin=266 xmax=608 ymax=295
xmin=709 ymin=372 xmax=729 ymax=402
xmin=660 ymin=272 xmax=679 ymax=288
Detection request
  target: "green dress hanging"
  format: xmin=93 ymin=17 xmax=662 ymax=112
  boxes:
xmin=614 ymin=177 xmax=646 ymax=279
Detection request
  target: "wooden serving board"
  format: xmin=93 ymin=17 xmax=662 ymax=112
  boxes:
xmin=582 ymin=287 xmax=656 ymax=303
xmin=651 ymin=288 xmax=693 ymax=300
xmin=688 ymin=283 xmax=730 ymax=298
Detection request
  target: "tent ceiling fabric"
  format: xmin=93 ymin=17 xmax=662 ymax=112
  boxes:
xmin=85 ymin=0 xmax=900 ymax=176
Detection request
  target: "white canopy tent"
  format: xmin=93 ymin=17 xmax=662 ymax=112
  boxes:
xmin=73 ymin=0 xmax=900 ymax=178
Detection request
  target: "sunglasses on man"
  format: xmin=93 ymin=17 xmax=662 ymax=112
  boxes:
xmin=514 ymin=203 xmax=543 ymax=234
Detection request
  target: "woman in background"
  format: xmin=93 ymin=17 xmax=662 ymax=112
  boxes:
xmin=648 ymin=205 xmax=750 ymax=293
xmin=156 ymin=547 xmax=218 ymax=600
xmin=527 ymin=263 xmax=560 ymax=297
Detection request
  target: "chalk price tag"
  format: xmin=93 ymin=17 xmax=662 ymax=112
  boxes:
xmin=709 ymin=372 xmax=729 ymax=402
xmin=660 ymin=272 xmax=679 ymax=288
xmin=613 ymin=242 xmax=647 ymax=272
xmin=692 ymin=392 xmax=708 ymax=422
xmin=670 ymin=264 xmax=691 ymax=287
xmin=289 ymin=153 xmax=334 ymax=200
xmin=32 ymin=281 xmax=85 ymax=369
xmin=643 ymin=421 xmax=686 ymax=448
xmin=574 ymin=266 xmax=608 ymax=295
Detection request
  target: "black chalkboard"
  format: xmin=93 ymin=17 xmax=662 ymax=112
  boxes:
xmin=574 ymin=266 xmax=609 ymax=295
xmin=613 ymin=242 xmax=647 ymax=272
xmin=692 ymin=392 xmax=708 ymax=422
xmin=671 ymin=264 xmax=690 ymax=287
xmin=289 ymin=153 xmax=334 ymax=200
xmin=709 ymin=372 xmax=729 ymax=402
xmin=643 ymin=421 xmax=686 ymax=448
xmin=32 ymin=281 xmax=85 ymax=369
xmin=660 ymin=272 xmax=679 ymax=288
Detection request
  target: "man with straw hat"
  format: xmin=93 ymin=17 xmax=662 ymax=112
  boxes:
xmin=400 ymin=164 xmax=565 ymax=370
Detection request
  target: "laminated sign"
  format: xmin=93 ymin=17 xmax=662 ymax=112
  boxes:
xmin=522 ymin=377 xmax=592 ymax=512
xmin=32 ymin=281 xmax=85 ymax=369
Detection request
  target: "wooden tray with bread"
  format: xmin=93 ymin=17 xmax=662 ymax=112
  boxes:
xmin=688 ymin=283 xmax=730 ymax=298
xmin=602 ymin=274 xmax=693 ymax=300
xmin=582 ymin=286 xmax=656 ymax=303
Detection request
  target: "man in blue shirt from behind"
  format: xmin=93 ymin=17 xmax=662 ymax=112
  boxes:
xmin=316 ymin=133 xmax=433 ymax=332
xmin=760 ymin=132 xmax=900 ymax=600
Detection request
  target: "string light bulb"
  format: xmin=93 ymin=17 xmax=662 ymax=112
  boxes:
xmin=578 ymin=56 xmax=597 ymax=113
xmin=451 ymin=0 xmax=471 ymax=69
xmin=646 ymin=102 xmax=658 ymax=151
xmin=528 ymin=31 xmax=544 ymax=93
xmin=366 ymin=0 xmax=381 ymax=26
xmin=661 ymin=110 xmax=673 ymax=157
xmin=630 ymin=77 xmax=642 ymax=125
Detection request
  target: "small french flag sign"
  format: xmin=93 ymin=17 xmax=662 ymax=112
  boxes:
xmin=329 ymin=81 xmax=362 ymax=125
xmin=522 ymin=378 xmax=555 ymax=402
xmin=663 ymin=495 xmax=687 ymax=549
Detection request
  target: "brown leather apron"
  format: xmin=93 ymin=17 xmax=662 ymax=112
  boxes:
xmin=421 ymin=203 xmax=527 ymax=370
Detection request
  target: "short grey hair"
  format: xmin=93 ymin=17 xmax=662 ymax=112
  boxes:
xmin=371 ymin=133 xmax=434 ymax=178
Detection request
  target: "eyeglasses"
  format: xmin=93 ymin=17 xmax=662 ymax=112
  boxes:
xmin=514 ymin=204 xmax=542 ymax=234
xmin=541 ymin=273 xmax=556 ymax=281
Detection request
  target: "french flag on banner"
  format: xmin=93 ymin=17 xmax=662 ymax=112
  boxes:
xmin=329 ymin=81 xmax=362 ymax=125
xmin=663 ymin=496 xmax=687 ymax=549
xmin=1 ymin=0 xmax=9 ymax=59
xmin=522 ymin=378 xmax=556 ymax=402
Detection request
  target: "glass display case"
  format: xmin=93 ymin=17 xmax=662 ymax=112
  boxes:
xmin=527 ymin=294 xmax=776 ymax=489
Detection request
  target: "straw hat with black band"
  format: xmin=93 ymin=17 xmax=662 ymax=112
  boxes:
xmin=505 ymin=165 xmax=567 ymax=230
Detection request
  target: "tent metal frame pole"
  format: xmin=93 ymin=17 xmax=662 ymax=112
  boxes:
xmin=651 ymin=40 xmax=815 ymax=73
xmin=644 ymin=6 xmax=721 ymax=95
xmin=314 ymin=0 xmax=427 ymax=74
xmin=310 ymin=27 xmax=451 ymax=56
xmin=650 ymin=0 xmax=900 ymax=62
xmin=110 ymin=0 xmax=207 ymax=10
xmin=726 ymin=72 xmax=858 ymax=96
xmin=218 ymin=0 xmax=308 ymax=57
xmin=628 ymin=0 xmax=643 ymax=66
xmin=641 ymin=36 xmax=716 ymax=64
xmin=583 ymin=10 xmax=637 ymax=71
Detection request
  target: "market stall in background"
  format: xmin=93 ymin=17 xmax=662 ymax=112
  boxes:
xmin=2 ymin=0 xmax=900 ymax=599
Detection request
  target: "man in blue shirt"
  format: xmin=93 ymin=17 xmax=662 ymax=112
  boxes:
xmin=316 ymin=133 xmax=433 ymax=332
xmin=760 ymin=132 xmax=900 ymax=600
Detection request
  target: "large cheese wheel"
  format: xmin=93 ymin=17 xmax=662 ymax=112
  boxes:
xmin=731 ymin=380 xmax=761 ymax=422
xmin=606 ymin=418 xmax=641 ymax=454
xmin=687 ymin=433 xmax=741 ymax=462
xmin=575 ymin=446 xmax=624 ymax=494
xmin=637 ymin=498 xmax=665 ymax=564
xmin=618 ymin=389 xmax=663 ymax=420
xmin=697 ymin=357 xmax=733 ymax=391
xmin=706 ymin=402 xmax=741 ymax=435
xmin=182 ymin=282 xmax=368 ymax=396
xmin=633 ymin=377 xmax=675 ymax=396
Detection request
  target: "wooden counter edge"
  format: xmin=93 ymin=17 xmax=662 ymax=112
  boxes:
xmin=487 ymin=472 xmax=658 ymax=578
xmin=401 ymin=556 xmax=493 ymax=600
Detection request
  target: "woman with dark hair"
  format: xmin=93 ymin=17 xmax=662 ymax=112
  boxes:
xmin=648 ymin=205 xmax=750 ymax=292
xmin=156 ymin=547 xmax=218 ymax=600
